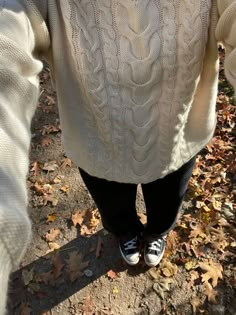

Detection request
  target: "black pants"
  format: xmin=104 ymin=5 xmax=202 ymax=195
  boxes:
xmin=79 ymin=156 xmax=196 ymax=240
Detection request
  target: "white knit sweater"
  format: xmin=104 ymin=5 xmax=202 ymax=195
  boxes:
xmin=0 ymin=0 xmax=236 ymax=313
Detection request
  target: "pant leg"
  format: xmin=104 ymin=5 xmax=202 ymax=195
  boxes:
xmin=79 ymin=168 xmax=144 ymax=239
xmin=141 ymin=156 xmax=196 ymax=239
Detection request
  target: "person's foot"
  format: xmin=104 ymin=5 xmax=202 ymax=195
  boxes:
xmin=119 ymin=236 xmax=140 ymax=265
xmin=144 ymin=236 xmax=166 ymax=267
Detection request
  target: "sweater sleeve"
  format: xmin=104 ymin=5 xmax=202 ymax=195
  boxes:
xmin=0 ymin=1 xmax=49 ymax=313
xmin=216 ymin=0 xmax=236 ymax=90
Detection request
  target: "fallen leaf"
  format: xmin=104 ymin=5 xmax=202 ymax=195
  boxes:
xmin=60 ymin=185 xmax=70 ymax=193
xmin=107 ymin=270 xmax=117 ymax=280
xmin=47 ymin=242 xmax=60 ymax=252
xmin=30 ymin=161 xmax=40 ymax=176
xmin=41 ymin=124 xmax=60 ymax=135
xmin=153 ymin=277 xmax=174 ymax=299
xmin=112 ymin=287 xmax=119 ymax=294
xmin=80 ymin=224 xmax=94 ymax=236
xmin=45 ymin=228 xmax=60 ymax=242
xmin=190 ymin=270 xmax=200 ymax=281
xmin=161 ymin=260 xmax=178 ymax=277
xmin=65 ymin=251 xmax=89 ymax=282
xmin=22 ymin=268 xmax=34 ymax=286
xmin=43 ymin=195 xmax=58 ymax=206
xmin=33 ymin=183 xmax=45 ymax=195
xmin=52 ymin=175 xmax=64 ymax=184
xmin=51 ymin=253 xmax=65 ymax=280
xmin=42 ymin=161 xmax=58 ymax=172
xmin=40 ymin=137 xmax=52 ymax=147
xmin=148 ymin=268 xmax=161 ymax=280
xmin=61 ymin=158 xmax=72 ymax=169
xmin=35 ymin=271 xmax=53 ymax=285
xmin=88 ymin=209 xmax=100 ymax=228
xmin=46 ymin=213 xmax=57 ymax=223
xmin=199 ymin=259 xmax=223 ymax=287
xmin=71 ymin=209 xmax=87 ymax=227
xmin=185 ymin=260 xmax=199 ymax=271
xmin=191 ymin=296 xmax=201 ymax=314
xmin=165 ymin=230 xmax=179 ymax=257
xmin=204 ymin=282 xmax=218 ymax=304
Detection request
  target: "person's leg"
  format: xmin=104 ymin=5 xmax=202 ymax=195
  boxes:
xmin=141 ymin=156 xmax=196 ymax=266
xmin=79 ymin=168 xmax=144 ymax=239
xmin=141 ymin=156 xmax=196 ymax=238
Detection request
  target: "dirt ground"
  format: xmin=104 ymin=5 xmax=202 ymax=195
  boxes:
xmin=7 ymin=57 xmax=236 ymax=315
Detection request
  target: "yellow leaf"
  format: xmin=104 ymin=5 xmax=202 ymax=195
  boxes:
xmin=185 ymin=261 xmax=198 ymax=271
xmin=46 ymin=213 xmax=57 ymax=223
xmin=112 ymin=287 xmax=119 ymax=294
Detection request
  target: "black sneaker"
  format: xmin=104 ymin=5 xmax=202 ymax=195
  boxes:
xmin=144 ymin=236 xmax=166 ymax=267
xmin=119 ymin=236 xmax=140 ymax=265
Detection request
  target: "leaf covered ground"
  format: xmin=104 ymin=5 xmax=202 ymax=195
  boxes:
xmin=8 ymin=49 xmax=236 ymax=315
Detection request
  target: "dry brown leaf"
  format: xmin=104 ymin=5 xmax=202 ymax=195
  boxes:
xmin=51 ymin=253 xmax=65 ymax=280
xmin=153 ymin=277 xmax=174 ymax=299
xmin=42 ymin=124 xmax=60 ymax=135
xmin=22 ymin=268 xmax=34 ymax=286
xmin=161 ymin=260 xmax=178 ymax=277
xmin=71 ymin=209 xmax=87 ymax=227
xmin=204 ymin=282 xmax=218 ymax=304
xmin=165 ymin=230 xmax=179 ymax=257
xmin=189 ymin=223 xmax=207 ymax=240
xmin=30 ymin=161 xmax=40 ymax=176
xmin=43 ymin=195 xmax=58 ymax=206
xmin=33 ymin=183 xmax=45 ymax=195
xmin=107 ymin=270 xmax=117 ymax=280
xmin=88 ymin=209 xmax=100 ymax=228
xmin=52 ymin=175 xmax=64 ymax=184
xmin=207 ymin=227 xmax=229 ymax=252
xmin=199 ymin=259 xmax=223 ymax=287
xmin=46 ymin=228 xmax=60 ymax=242
xmin=35 ymin=271 xmax=53 ymax=285
xmin=40 ymin=136 xmax=52 ymax=147
xmin=65 ymin=251 xmax=89 ymax=282
xmin=61 ymin=157 xmax=72 ymax=169
xmin=60 ymin=184 xmax=70 ymax=193
xmin=80 ymin=224 xmax=94 ymax=236
xmin=42 ymin=161 xmax=58 ymax=172
xmin=47 ymin=242 xmax=60 ymax=252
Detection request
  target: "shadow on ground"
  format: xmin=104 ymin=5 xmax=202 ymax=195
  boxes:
xmin=8 ymin=229 xmax=150 ymax=314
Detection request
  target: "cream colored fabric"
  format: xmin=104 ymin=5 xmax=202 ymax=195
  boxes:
xmin=0 ymin=0 xmax=236 ymax=313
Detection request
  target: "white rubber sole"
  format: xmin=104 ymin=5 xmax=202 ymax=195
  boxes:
xmin=144 ymin=246 xmax=165 ymax=267
xmin=119 ymin=245 xmax=140 ymax=266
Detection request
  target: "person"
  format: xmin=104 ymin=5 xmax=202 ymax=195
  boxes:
xmin=0 ymin=0 xmax=235 ymax=313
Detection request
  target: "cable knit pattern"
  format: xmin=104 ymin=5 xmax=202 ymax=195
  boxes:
xmin=58 ymin=0 xmax=215 ymax=182
xmin=1 ymin=0 xmax=236 ymax=311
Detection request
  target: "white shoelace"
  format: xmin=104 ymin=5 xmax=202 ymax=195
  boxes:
xmin=124 ymin=237 xmax=138 ymax=251
xmin=148 ymin=239 xmax=162 ymax=252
